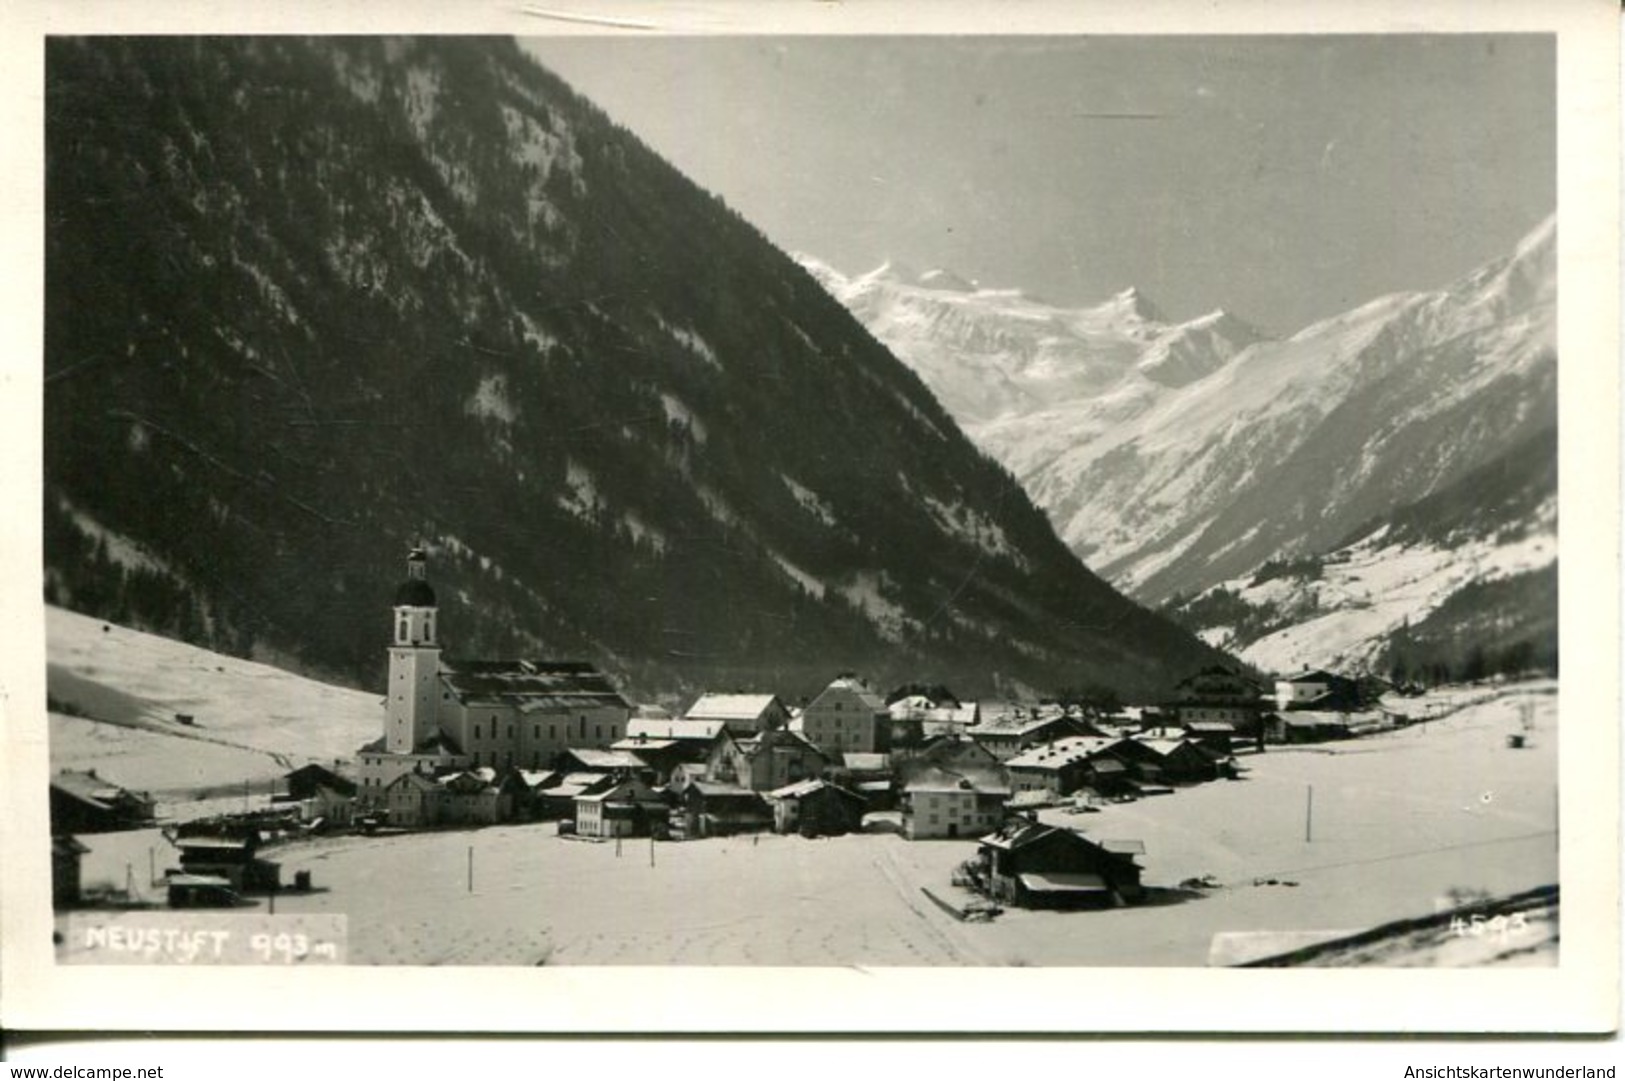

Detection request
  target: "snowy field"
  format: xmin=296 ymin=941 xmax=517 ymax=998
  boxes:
xmin=64 ymin=684 xmax=1557 ymax=967
xmin=47 ymin=606 xmax=381 ymax=811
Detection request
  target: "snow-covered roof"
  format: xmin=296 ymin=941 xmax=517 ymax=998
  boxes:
xmin=1185 ymin=721 xmax=1237 ymax=734
xmin=51 ymin=770 xmax=132 ymax=808
xmin=810 ymin=678 xmax=888 ymax=713
xmin=439 ymin=659 xmax=630 ymax=711
xmin=841 ymin=753 xmax=888 ymax=772
xmin=685 ymin=693 xmax=782 ymax=722
xmin=767 ymin=778 xmax=863 ymax=802
xmin=689 ymin=781 xmax=763 ymax=800
xmin=567 ymin=748 xmax=644 ymax=770
xmin=612 ymin=737 xmax=680 ymax=752
xmin=626 ymin=717 xmax=727 ymax=741
xmin=576 ymin=780 xmax=654 ymax=804
xmin=174 ymin=835 xmax=252 ymax=851
xmin=1005 ymin=736 xmax=1121 ymax=770
xmin=1278 ymin=711 xmax=1351 ymax=727
xmin=517 ymin=770 xmax=559 ymax=789
xmin=1101 ymin=839 xmax=1146 ymax=856
xmin=767 ymin=778 xmax=825 ymax=800
xmin=903 ymin=766 xmax=1009 ymax=795
xmin=973 ymin=711 xmax=1076 ymax=739
xmin=541 ymin=772 xmax=610 ymax=798
xmin=1134 ymin=738 xmax=1196 ymax=758
xmin=888 ymin=695 xmax=934 ymax=717
xmin=737 ymin=728 xmax=826 ymax=760
xmin=1279 ymin=668 xmax=1341 ymax=684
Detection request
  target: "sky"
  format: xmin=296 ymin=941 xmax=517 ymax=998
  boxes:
xmin=521 ymin=35 xmax=1554 ymax=335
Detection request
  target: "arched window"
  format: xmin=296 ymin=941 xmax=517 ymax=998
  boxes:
xmin=397 ymin=618 xmax=408 ymax=642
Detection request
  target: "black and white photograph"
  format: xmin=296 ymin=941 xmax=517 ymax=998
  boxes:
xmin=2 ymin=0 xmax=1618 ymax=1039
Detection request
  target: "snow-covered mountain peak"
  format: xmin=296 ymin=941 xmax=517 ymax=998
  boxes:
xmin=1104 ymin=285 xmax=1166 ymax=324
xmin=917 ymin=267 xmax=979 ymax=293
xmin=1134 ymin=307 xmax=1268 ymax=388
xmin=856 ymin=259 xmax=922 ymax=289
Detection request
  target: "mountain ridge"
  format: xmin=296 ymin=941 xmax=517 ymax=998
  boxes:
xmin=44 ymin=35 xmax=1224 ymax=702
xmin=807 ymin=214 xmax=1555 ymax=611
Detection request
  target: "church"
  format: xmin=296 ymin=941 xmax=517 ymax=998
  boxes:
xmin=355 ymin=548 xmax=634 ymax=796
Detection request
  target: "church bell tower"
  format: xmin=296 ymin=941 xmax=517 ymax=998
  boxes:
xmin=385 ymin=547 xmax=442 ymax=754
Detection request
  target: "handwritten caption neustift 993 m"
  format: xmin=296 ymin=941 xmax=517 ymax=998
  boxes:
xmin=62 ymin=913 xmax=347 ymax=965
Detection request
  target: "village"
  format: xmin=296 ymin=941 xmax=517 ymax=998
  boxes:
xmin=47 ymin=549 xmax=1557 ymax=966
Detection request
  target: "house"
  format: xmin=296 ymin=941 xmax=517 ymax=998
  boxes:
xmin=560 ymin=747 xmax=650 ymax=779
xmin=683 ymin=693 xmax=790 ymax=736
xmin=1274 ymin=669 xmax=1362 ymax=712
xmin=165 ymin=874 xmax=241 ymax=909
xmin=609 ymin=736 xmax=703 ymax=782
xmin=536 ymin=771 xmax=614 ymax=820
xmin=969 ymin=708 xmax=1092 ymax=761
xmin=976 ymin=819 xmax=1144 ymax=908
xmin=514 ymin=769 xmax=561 ymax=819
xmin=921 ymin=702 xmax=980 ymax=739
xmin=1182 ymin=720 xmax=1238 ymax=756
xmin=52 ymin=835 xmax=89 ymax=908
xmin=899 ymin=733 xmax=1005 ymax=775
xmin=667 ymin=775 xmax=773 ymax=839
xmin=900 ymin=766 xmax=1011 ymax=840
xmin=831 ymin=752 xmax=895 ymax=810
xmin=1265 ymin=710 xmax=1353 ymax=744
xmin=172 ymin=834 xmax=280 ymax=892
xmin=1133 ymin=737 xmax=1223 ymax=783
xmin=800 ymin=675 xmax=891 ymax=755
xmin=573 ymin=777 xmax=666 ymax=839
xmin=296 ymin=784 xmax=356 ymax=828
xmin=885 ymin=698 xmax=981 ymax=745
xmin=1003 ymin=736 xmax=1130 ymax=797
xmin=283 ymin=763 xmax=357 ymax=800
xmin=1264 ymin=710 xmax=1387 ymax=744
xmin=705 ymin=728 xmax=828 ymax=793
xmin=359 ymin=549 xmax=634 ymax=789
xmin=620 ymin=718 xmax=733 ymax=775
xmin=765 ymin=779 xmax=867 ymax=836
xmin=436 ymin=768 xmax=523 ymax=825
xmin=356 ymin=732 xmax=464 ymax=802
xmin=383 ymin=771 xmax=443 ymax=828
xmin=1174 ymin=665 xmax=1267 ymax=744
xmin=49 ymin=770 xmax=156 ymax=834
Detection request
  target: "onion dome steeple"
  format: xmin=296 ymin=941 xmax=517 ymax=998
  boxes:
xmin=394 ymin=546 xmax=437 ymax=608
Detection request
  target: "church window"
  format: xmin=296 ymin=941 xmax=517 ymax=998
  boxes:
xmin=474 ymin=724 xmax=481 ymax=739
xmin=398 ymin=619 xmax=407 ymax=641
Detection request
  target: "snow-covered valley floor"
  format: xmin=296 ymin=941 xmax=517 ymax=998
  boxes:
xmin=63 ymin=685 xmax=1557 ymax=967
